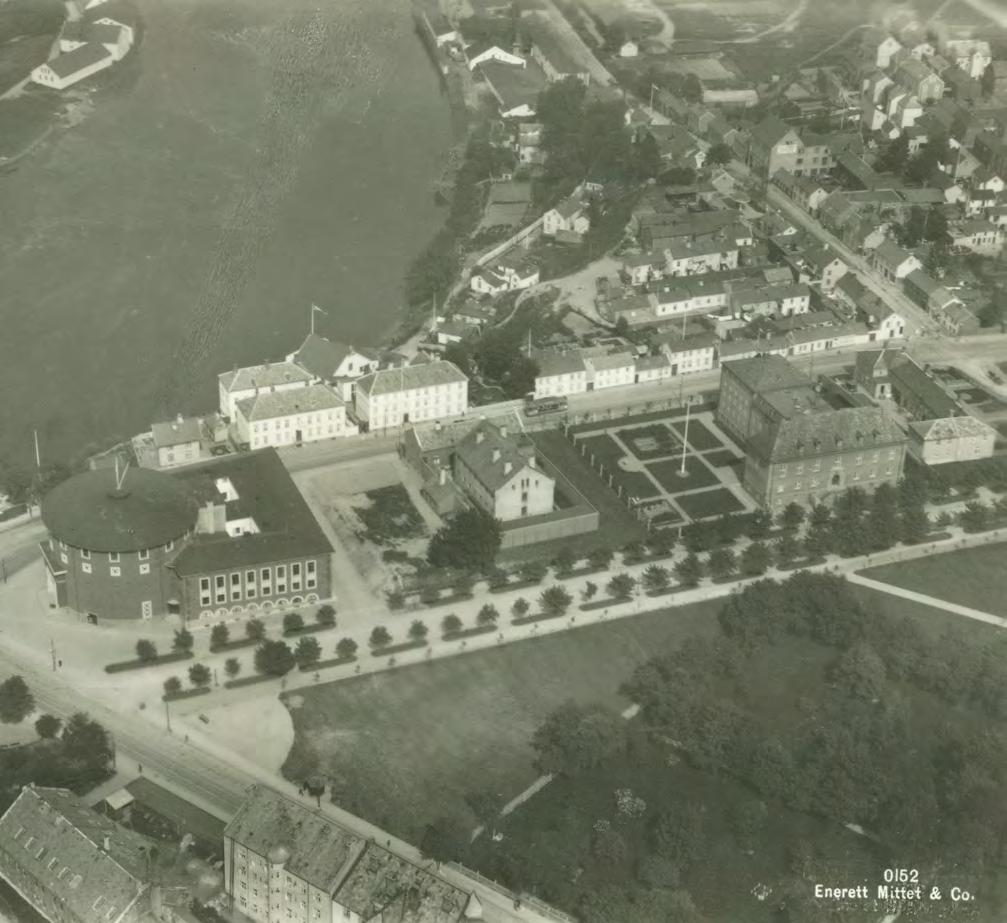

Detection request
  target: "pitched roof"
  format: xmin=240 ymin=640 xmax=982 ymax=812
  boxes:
xmin=356 ymin=361 xmax=467 ymax=397
xmin=537 ymin=351 xmax=587 ymax=377
xmin=289 ymin=334 xmax=361 ymax=379
xmin=749 ymin=115 xmax=797 ymax=150
xmin=45 ymin=42 xmax=113 ymax=78
xmin=224 ymin=785 xmax=366 ymax=892
xmin=218 ymin=361 xmax=312 ymax=394
xmin=755 ymin=406 xmax=906 ymax=462
xmin=885 ymin=352 xmax=962 ymax=418
xmin=152 ymin=417 xmax=202 ymax=448
xmin=873 ymin=239 xmax=916 ymax=268
xmin=910 ymin=416 xmax=996 ymax=439
xmin=0 ymin=786 xmax=154 ymax=923
xmin=168 ymin=449 xmax=332 ymax=575
xmin=455 ymin=420 xmax=542 ymax=493
xmin=235 ymin=383 xmax=343 ymax=422
xmin=406 ymin=409 xmax=525 ymax=455
xmin=587 ymin=351 xmax=635 ymax=371
xmin=721 ymin=355 xmax=811 ymax=394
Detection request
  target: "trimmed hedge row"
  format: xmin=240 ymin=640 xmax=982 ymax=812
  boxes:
xmin=106 ymin=651 xmax=193 ymax=674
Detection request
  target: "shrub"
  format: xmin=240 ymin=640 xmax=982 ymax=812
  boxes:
xmin=135 ymin=639 xmax=157 ymax=662
xmin=224 ymin=658 xmax=241 ymax=679
xmin=370 ymin=626 xmax=392 ymax=649
xmin=172 ymin=629 xmax=194 ymax=654
xmin=316 ymin=604 xmax=337 ymax=627
xmin=295 ymin=636 xmax=322 ymax=669
xmin=442 ymin=614 xmax=463 ymax=635
xmin=408 ymin=620 xmax=430 ymax=643
xmin=511 ymin=597 xmax=530 ymax=619
xmin=245 ymin=618 xmax=266 ymax=641
xmin=336 ymin=637 xmax=359 ymax=659
xmin=283 ymin=612 xmax=305 ymax=634
xmin=163 ymin=676 xmax=182 ymax=697
xmin=209 ymin=624 xmax=230 ymax=650
xmin=606 ymin=573 xmax=636 ymax=599
xmin=34 ymin=714 xmax=61 ymax=739
xmin=539 ymin=585 xmax=573 ymax=616
xmin=254 ymin=640 xmax=295 ymax=677
xmin=0 ymin=676 xmax=33 ymax=724
xmin=188 ymin=663 xmax=212 ymax=688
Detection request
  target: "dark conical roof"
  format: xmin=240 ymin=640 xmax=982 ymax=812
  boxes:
xmin=42 ymin=467 xmax=197 ymax=552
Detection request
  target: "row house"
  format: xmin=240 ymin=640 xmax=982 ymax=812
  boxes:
xmin=771 ymin=170 xmax=830 ymax=213
xmin=621 ymin=251 xmax=666 ymax=286
xmin=527 ymin=16 xmax=591 ymax=84
xmin=652 ymin=278 xmax=729 ymax=318
xmin=664 ymin=237 xmax=739 ymax=277
xmin=533 ymin=351 xmax=588 ymax=398
xmin=892 ymin=56 xmax=945 ymax=103
xmin=869 ymin=239 xmax=922 ymax=281
xmin=584 ymin=351 xmax=636 ymax=390
xmin=354 ymin=360 xmax=468 ymax=430
xmin=948 ymin=218 xmax=1004 ymax=255
xmin=655 ymin=330 xmax=718 ymax=375
xmin=233 ymin=384 xmax=354 ymax=450
xmin=730 ymin=282 xmax=811 ymax=318
xmin=218 ymin=361 xmax=313 ymax=421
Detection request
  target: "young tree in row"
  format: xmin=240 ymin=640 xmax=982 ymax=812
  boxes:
xmin=163 ymin=676 xmax=182 ymax=698
xmin=707 ymin=547 xmax=736 ymax=581
xmin=386 ymin=590 xmax=406 ymax=610
xmin=775 ymin=533 xmax=802 ymax=568
xmin=209 ymin=623 xmax=230 ymax=651
xmin=224 ymin=657 xmax=242 ymax=680
xmin=135 ymin=639 xmax=158 ymax=663
xmin=172 ymin=628 xmax=194 ymax=654
xmin=316 ymin=604 xmax=337 ymax=627
xmin=777 ymin=502 xmax=805 ymax=532
xmin=188 ymin=663 xmax=212 ymax=688
xmin=476 ymin=604 xmax=499 ymax=627
xmin=283 ymin=612 xmax=305 ymax=635
xmin=245 ymin=617 xmax=266 ymax=642
xmin=335 ymin=637 xmax=358 ymax=660
xmin=641 ymin=565 xmax=670 ymax=595
xmin=606 ymin=573 xmax=636 ymax=599
xmin=254 ymin=640 xmax=295 ymax=677
xmin=674 ymin=553 xmax=704 ymax=588
xmin=511 ymin=597 xmax=530 ymax=619
xmin=540 ymin=585 xmax=573 ymax=617
xmin=408 ymin=620 xmax=429 ymax=643
xmin=295 ymin=636 xmax=321 ymax=670
xmin=551 ymin=547 xmax=577 ymax=577
xmin=442 ymin=614 xmax=463 ymax=636
xmin=369 ymin=626 xmax=392 ymax=649
xmin=582 ymin=581 xmax=598 ymax=602
xmin=741 ymin=541 xmax=771 ymax=577
xmin=588 ymin=547 xmax=614 ymax=570
xmin=427 ymin=508 xmax=502 ymax=572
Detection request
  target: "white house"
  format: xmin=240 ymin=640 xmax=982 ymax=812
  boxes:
xmin=619 ymin=39 xmax=639 ymax=58
xmin=875 ymin=35 xmax=903 ymax=69
xmin=151 ymin=416 xmax=202 ymax=468
xmin=533 ymin=352 xmax=588 ymax=398
xmin=585 ymin=352 xmax=636 ymax=390
xmin=470 ymin=254 xmax=539 ymax=295
xmin=233 ymin=384 xmax=353 ymax=449
xmin=354 ymin=360 xmax=468 ymax=430
xmin=31 ymin=42 xmax=114 ymax=90
xmin=948 ymin=219 xmax=1004 ymax=256
xmin=218 ymin=361 xmax=313 ymax=420
xmin=908 ymin=416 xmax=996 ymax=465
xmin=453 ymin=420 xmax=554 ymax=521
xmin=286 ymin=333 xmax=377 ymax=393
xmin=664 ymin=239 xmax=739 ymax=277
xmin=543 ymin=196 xmax=589 ymax=238
xmin=870 ymin=240 xmax=922 ymax=281
xmin=652 ymin=279 xmax=728 ymax=317
xmin=656 ymin=331 xmax=718 ymax=375
xmin=634 ymin=353 xmax=672 ymax=383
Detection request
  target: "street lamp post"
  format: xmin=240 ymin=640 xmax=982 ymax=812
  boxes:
xmin=679 ymin=400 xmax=691 ymax=476
xmin=164 ymin=699 xmax=172 ymax=734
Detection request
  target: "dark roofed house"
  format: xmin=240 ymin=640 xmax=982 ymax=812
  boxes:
xmin=287 ymin=333 xmax=376 ymax=382
xmin=0 ymin=785 xmax=157 ymax=923
xmin=855 ymin=348 xmax=963 ymax=419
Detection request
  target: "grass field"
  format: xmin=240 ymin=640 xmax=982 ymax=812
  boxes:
xmin=858 ymin=542 xmax=1007 ymax=617
xmin=647 ymin=456 xmax=719 ymax=493
xmin=281 ymin=598 xmax=723 ymax=841
xmin=676 ymin=486 xmax=746 ymax=519
xmin=670 ymin=418 xmax=723 ymax=451
xmin=616 ymin=423 xmax=680 ymax=460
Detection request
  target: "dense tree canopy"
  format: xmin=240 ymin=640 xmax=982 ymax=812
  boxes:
xmin=427 ymin=508 xmax=502 ymax=571
xmin=531 ymin=702 xmax=626 ymax=776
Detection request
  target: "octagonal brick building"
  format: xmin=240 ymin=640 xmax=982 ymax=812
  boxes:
xmin=40 ymin=467 xmax=198 ymax=621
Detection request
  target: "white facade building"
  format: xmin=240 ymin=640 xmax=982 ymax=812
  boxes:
xmin=533 ymin=352 xmax=588 ymax=398
xmin=218 ymin=362 xmax=313 ymax=420
xmin=354 ymin=361 xmax=468 ymax=430
xmin=233 ymin=384 xmax=353 ymax=449
xmin=585 ymin=352 xmax=636 ymax=390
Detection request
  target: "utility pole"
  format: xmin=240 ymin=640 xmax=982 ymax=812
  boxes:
xmin=164 ymin=699 xmax=172 ymax=734
xmin=33 ymin=430 xmax=41 ymax=470
xmin=49 ymin=639 xmax=56 ymax=672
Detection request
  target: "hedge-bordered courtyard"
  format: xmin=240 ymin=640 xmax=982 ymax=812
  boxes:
xmin=566 ymin=410 xmax=753 ymax=527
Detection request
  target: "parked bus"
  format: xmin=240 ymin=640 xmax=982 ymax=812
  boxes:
xmin=524 ymin=395 xmax=568 ymax=417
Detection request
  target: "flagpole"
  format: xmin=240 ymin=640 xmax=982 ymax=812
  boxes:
xmin=33 ymin=430 xmax=40 ymax=470
xmin=679 ymin=401 xmax=691 ymax=476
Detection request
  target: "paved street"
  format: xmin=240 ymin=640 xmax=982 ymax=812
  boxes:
xmin=765 ymin=185 xmax=936 ymax=337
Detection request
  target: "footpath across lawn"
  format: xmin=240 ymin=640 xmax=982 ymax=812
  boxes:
xmin=280 ymin=598 xmax=722 ymax=842
xmin=858 ymin=541 xmax=1007 ymax=617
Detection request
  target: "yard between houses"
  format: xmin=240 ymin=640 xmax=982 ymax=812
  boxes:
xmin=858 ymin=542 xmax=1007 ymax=617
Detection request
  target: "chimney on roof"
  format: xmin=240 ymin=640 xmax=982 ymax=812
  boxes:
xmin=499 ymin=425 xmax=508 ymax=439
xmin=528 ymin=455 xmax=537 ymax=469
xmin=476 ymin=430 xmax=485 ymax=444
xmin=492 ymin=448 xmax=501 ymax=463
xmin=176 ymin=413 xmax=184 ymax=424
xmin=439 ymin=467 xmax=447 ymax=486
xmin=504 ymin=461 xmax=513 ymax=475
xmin=103 ymin=836 xmax=110 ymax=852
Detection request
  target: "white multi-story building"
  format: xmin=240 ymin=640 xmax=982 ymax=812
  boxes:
xmin=470 ymin=254 xmax=540 ymax=295
xmin=151 ymin=416 xmax=202 ymax=468
xmin=653 ymin=279 xmax=729 ymax=317
xmin=354 ymin=360 xmax=468 ymax=430
xmin=233 ymin=384 xmax=353 ymax=449
xmin=585 ymin=351 xmax=636 ymax=390
xmin=664 ymin=239 xmax=739 ymax=277
xmin=453 ymin=420 xmax=555 ymax=521
xmin=533 ymin=352 xmax=588 ymax=398
xmin=218 ymin=361 xmax=313 ymax=420
xmin=908 ymin=416 xmax=997 ymax=465
xmin=657 ymin=331 xmax=718 ymax=375
xmin=543 ymin=196 xmax=589 ymax=237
